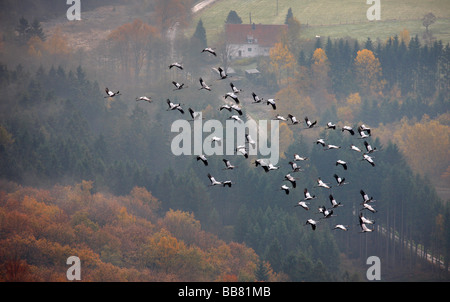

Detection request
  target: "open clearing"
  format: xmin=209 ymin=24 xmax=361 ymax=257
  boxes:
xmin=192 ymin=0 xmax=450 ymax=44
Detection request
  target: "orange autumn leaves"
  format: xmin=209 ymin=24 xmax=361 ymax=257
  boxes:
xmin=354 ymin=49 xmax=385 ymax=97
xmin=0 ymin=182 xmax=281 ymax=281
xmin=107 ymin=19 xmax=160 ymax=79
xmin=376 ymin=114 xmax=450 ymax=186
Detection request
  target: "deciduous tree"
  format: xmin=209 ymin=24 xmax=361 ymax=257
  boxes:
xmin=269 ymin=42 xmax=297 ymax=87
xmin=108 ymin=19 xmax=160 ymax=79
xmin=354 ymin=49 xmax=385 ymax=96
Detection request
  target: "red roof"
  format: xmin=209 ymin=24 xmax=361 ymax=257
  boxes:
xmin=225 ymin=23 xmax=287 ymax=47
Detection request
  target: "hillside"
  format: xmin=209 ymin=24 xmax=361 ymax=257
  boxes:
xmin=192 ymin=0 xmax=450 ymax=44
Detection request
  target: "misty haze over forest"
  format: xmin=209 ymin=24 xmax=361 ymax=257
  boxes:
xmin=0 ymin=0 xmax=449 ymax=282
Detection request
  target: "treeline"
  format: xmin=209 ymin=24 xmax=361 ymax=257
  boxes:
xmin=264 ymin=33 xmax=450 ymax=125
xmin=314 ymin=35 xmax=450 ymax=103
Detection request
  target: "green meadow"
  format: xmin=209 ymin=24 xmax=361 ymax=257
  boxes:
xmin=192 ymin=0 xmax=450 ymax=44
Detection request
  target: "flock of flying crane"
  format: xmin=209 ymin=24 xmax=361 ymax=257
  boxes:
xmin=104 ymin=46 xmax=379 ymax=234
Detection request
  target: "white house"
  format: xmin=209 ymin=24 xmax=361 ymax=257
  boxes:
xmin=225 ymin=23 xmax=288 ymax=60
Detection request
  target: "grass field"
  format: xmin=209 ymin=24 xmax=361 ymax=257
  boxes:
xmin=192 ymin=0 xmax=450 ymax=44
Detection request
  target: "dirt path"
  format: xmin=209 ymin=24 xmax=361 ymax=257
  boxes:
xmin=192 ymin=0 xmax=217 ymax=14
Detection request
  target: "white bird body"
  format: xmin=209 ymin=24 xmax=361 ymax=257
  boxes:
xmin=230 ymin=82 xmax=242 ymax=94
xmin=359 ymin=213 xmax=375 ymax=225
xmin=172 ymin=81 xmax=186 ymax=90
xmin=302 ymin=188 xmax=316 ymax=201
xmin=210 ymin=136 xmax=222 ymax=146
xmin=358 ymin=130 xmax=370 ymax=139
xmin=294 ymin=154 xmax=308 ymax=161
xmin=333 ymin=224 xmax=348 ymax=231
xmin=364 ymin=141 xmax=377 ymax=154
xmin=262 ymin=163 xmax=279 ymax=172
xmin=236 ymin=145 xmax=248 ymax=158
xmin=136 ymin=96 xmax=152 ymax=103
xmin=362 ymin=154 xmax=375 ymax=166
xmin=224 ymin=92 xmax=240 ymax=104
xmin=287 ymin=114 xmax=299 ymax=125
xmin=324 ymin=144 xmax=341 ymax=151
xmin=227 ymin=104 xmax=242 ymax=115
xmin=245 ymin=134 xmax=256 ymax=147
xmin=266 ymin=99 xmax=277 ymax=110
xmin=223 ymin=159 xmax=236 ymax=170
xmin=336 ymin=160 xmax=348 ymax=170
xmin=358 ymin=124 xmax=371 ymax=136
xmin=315 ymin=178 xmax=331 ymax=189
xmin=350 ymin=144 xmax=362 ymax=152
xmin=316 ymin=139 xmax=326 ymax=147
xmin=197 ymin=154 xmax=208 ymax=166
xmin=326 ymin=122 xmax=336 ymax=129
xmin=329 ymin=194 xmax=342 ymax=208
xmin=251 ymin=92 xmax=263 ymax=103
xmin=280 ymin=185 xmax=290 ymax=195
xmin=254 ymin=159 xmax=268 ymax=167
xmin=169 ymin=62 xmax=183 ymax=70
xmin=304 ymin=116 xmax=317 ymax=128
xmin=199 ymin=77 xmax=211 ymax=91
xmin=202 ymin=47 xmax=216 ymax=56
xmin=105 ymin=87 xmax=120 ymax=98
xmin=229 ymin=115 xmax=243 ymax=123
xmin=295 ymin=201 xmax=310 ymax=210
xmin=166 ymin=99 xmax=184 ymax=114
xmin=208 ymin=173 xmax=222 ymax=186
xmin=222 ymin=180 xmax=233 ymax=187
xmin=333 ymin=174 xmax=348 ymax=186
xmin=342 ymin=125 xmax=355 ymax=135
xmin=360 ymin=223 xmax=374 ymax=233
xmin=273 ymin=115 xmax=287 ymax=121
xmin=360 ymin=190 xmax=375 ymax=204
xmin=289 ymin=161 xmax=302 ymax=172
xmin=361 ymin=203 xmax=377 ymax=213
xmin=215 ymin=66 xmax=229 ymax=79
xmin=318 ymin=206 xmax=334 ymax=218
xmin=305 ymin=219 xmax=318 ymax=230
xmin=284 ymin=174 xmax=297 ymax=188
xmin=219 ymin=104 xmax=232 ymax=112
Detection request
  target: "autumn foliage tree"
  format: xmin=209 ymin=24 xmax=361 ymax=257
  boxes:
xmin=0 ymin=182 xmax=262 ymax=281
xmin=354 ymin=49 xmax=385 ymax=97
xmin=108 ymin=19 xmax=160 ymax=79
xmin=311 ymin=48 xmax=337 ymax=112
xmin=391 ymin=114 xmax=450 ymax=184
xmin=269 ymin=41 xmax=297 ymax=87
xmin=154 ymin=0 xmax=194 ymax=34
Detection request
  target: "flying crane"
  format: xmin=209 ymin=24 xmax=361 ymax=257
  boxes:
xmin=166 ymin=99 xmax=184 ymax=114
xmin=305 ymin=219 xmax=318 ymax=230
xmin=302 ymin=188 xmax=317 ymax=201
xmin=136 ymin=96 xmax=152 ymax=103
xmin=304 ymin=116 xmax=317 ymax=129
xmin=104 ymin=87 xmax=120 ymax=98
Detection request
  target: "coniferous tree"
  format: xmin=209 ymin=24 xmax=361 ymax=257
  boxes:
xmin=192 ymin=19 xmax=207 ymax=49
xmin=364 ymin=37 xmax=374 ymax=51
xmin=225 ymin=10 xmax=242 ymax=24
xmin=254 ymin=259 xmax=270 ymax=281
xmin=284 ymin=7 xmax=293 ymax=24
xmin=16 ymin=17 xmax=30 ymax=45
xmin=30 ymin=19 xmax=45 ymax=41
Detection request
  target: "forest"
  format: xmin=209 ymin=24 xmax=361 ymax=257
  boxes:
xmin=0 ymin=0 xmax=449 ymax=282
